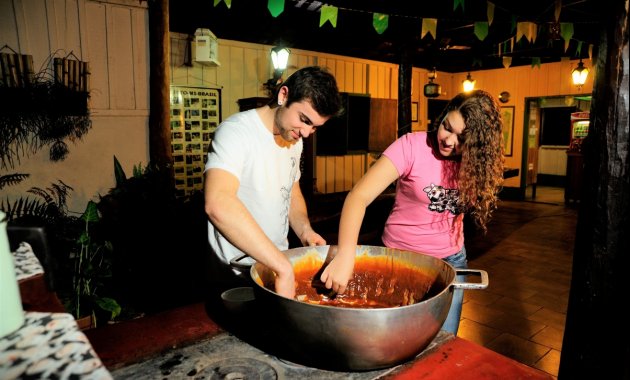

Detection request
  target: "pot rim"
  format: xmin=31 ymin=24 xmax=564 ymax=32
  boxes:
xmin=250 ymin=244 xmax=460 ymax=310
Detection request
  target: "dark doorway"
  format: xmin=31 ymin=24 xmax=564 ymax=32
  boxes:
xmin=540 ymin=106 xmax=575 ymax=146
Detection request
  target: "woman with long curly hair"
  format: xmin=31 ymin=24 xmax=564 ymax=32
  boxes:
xmin=321 ymin=89 xmax=504 ymax=334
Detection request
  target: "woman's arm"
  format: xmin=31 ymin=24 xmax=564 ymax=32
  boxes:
xmin=320 ymin=156 xmax=400 ymax=294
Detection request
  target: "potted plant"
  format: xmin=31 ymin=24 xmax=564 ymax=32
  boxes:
xmin=67 ymin=200 xmax=121 ymax=328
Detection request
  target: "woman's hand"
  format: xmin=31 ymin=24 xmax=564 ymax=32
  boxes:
xmin=319 ymin=248 xmax=355 ymax=295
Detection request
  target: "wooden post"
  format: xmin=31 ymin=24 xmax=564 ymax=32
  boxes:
xmin=397 ymin=49 xmax=412 ymax=138
xmin=148 ymin=0 xmax=174 ymax=181
xmin=559 ymin=0 xmax=629 ymax=377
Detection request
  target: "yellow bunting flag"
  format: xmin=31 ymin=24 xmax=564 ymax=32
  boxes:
xmin=487 ymin=1 xmax=495 ymax=26
xmin=554 ymin=0 xmax=562 ymax=22
xmin=373 ymin=13 xmax=389 ymax=34
xmin=454 ymin=0 xmax=465 ymax=11
xmin=588 ymin=44 xmax=593 ymax=59
xmin=502 ymin=56 xmax=512 ymax=68
xmin=474 ymin=22 xmax=489 ymax=41
xmin=422 ymin=18 xmax=437 ymax=39
xmin=319 ymin=5 xmax=338 ymax=27
xmin=531 ymin=57 xmax=541 ymax=68
xmin=268 ymin=0 xmax=284 ymax=18
xmin=516 ymin=22 xmax=537 ymax=43
xmin=561 ymin=23 xmax=574 ymax=52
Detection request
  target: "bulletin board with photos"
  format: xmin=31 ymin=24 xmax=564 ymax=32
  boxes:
xmin=169 ymin=86 xmax=221 ymax=196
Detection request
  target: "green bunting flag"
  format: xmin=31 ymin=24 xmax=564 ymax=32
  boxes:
xmin=575 ymin=41 xmax=583 ymax=57
xmin=511 ymin=15 xmax=516 ymax=33
xmin=472 ymin=58 xmax=483 ymax=67
xmin=561 ymin=23 xmax=574 ymax=52
xmin=319 ymin=5 xmax=338 ymax=27
xmin=531 ymin=57 xmax=541 ymax=68
xmin=421 ymin=18 xmax=437 ymax=39
xmin=487 ymin=1 xmax=495 ymax=26
xmin=268 ymin=0 xmax=284 ymax=17
xmin=214 ymin=0 xmax=232 ymax=8
xmin=373 ymin=13 xmax=389 ymax=34
xmin=474 ymin=22 xmax=489 ymax=41
xmin=454 ymin=0 xmax=465 ymax=11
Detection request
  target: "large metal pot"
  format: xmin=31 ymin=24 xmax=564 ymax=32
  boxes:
xmin=249 ymin=245 xmax=488 ymax=371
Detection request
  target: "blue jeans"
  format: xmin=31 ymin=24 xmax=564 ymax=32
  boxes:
xmin=440 ymin=246 xmax=468 ymax=335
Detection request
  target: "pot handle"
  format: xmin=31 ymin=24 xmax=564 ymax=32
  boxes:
xmin=451 ymin=269 xmax=489 ymax=290
xmin=229 ymin=253 xmax=256 ymax=271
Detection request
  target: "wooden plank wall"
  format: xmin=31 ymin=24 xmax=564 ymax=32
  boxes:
xmin=0 ymin=0 xmax=150 ymax=113
xmin=449 ymin=62 xmax=595 ymax=187
xmin=1 ymin=0 xmax=150 ymax=213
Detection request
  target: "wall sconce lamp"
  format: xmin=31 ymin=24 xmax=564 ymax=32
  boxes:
xmin=572 ymin=59 xmax=589 ymax=89
xmin=424 ymin=67 xmax=442 ymax=98
xmin=264 ymin=46 xmax=290 ymax=94
xmin=462 ymin=72 xmax=476 ymax=92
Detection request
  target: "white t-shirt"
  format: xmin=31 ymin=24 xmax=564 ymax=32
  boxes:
xmin=204 ymin=109 xmax=302 ymax=281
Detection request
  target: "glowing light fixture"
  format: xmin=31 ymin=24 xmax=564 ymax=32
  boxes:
xmin=462 ymin=72 xmax=476 ymax=92
xmin=572 ymin=59 xmax=589 ymax=89
xmin=264 ymin=46 xmax=291 ymax=95
xmin=271 ymin=46 xmax=290 ymax=73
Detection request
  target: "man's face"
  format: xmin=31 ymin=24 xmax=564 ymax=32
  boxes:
xmin=273 ymin=90 xmax=330 ymax=143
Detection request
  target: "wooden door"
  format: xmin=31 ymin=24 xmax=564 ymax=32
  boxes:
xmin=524 ymin=99 xmax=541 ymax=187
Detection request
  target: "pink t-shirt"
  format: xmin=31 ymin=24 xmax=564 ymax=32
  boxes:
xmin=381 ymin=132 xmax=464 ymax=258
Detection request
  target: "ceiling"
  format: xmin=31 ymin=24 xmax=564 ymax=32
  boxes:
xmin=169 ymin=0 xmax=603 ymax=73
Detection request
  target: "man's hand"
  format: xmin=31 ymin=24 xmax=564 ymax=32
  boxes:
xmin=274 ymin=270 xmax=296 ymax=299
xmin=299 ymin=227 xmax=326 ymax=247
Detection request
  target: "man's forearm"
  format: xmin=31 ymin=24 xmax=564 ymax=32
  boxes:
xmin=288 ymin=184 xmax=314 ymax=241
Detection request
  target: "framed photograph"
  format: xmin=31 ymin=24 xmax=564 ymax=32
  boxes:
xmin=411 ymin=102 xmax=418 ymax=122
xmin=500 ymin=106 xmax=515 ymax=156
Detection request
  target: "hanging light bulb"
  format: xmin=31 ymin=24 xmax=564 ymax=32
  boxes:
xmin=462 ymin=72 xmax=476 ymax=92
xmin=572 ymin=59 xmax=589 ymax=88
